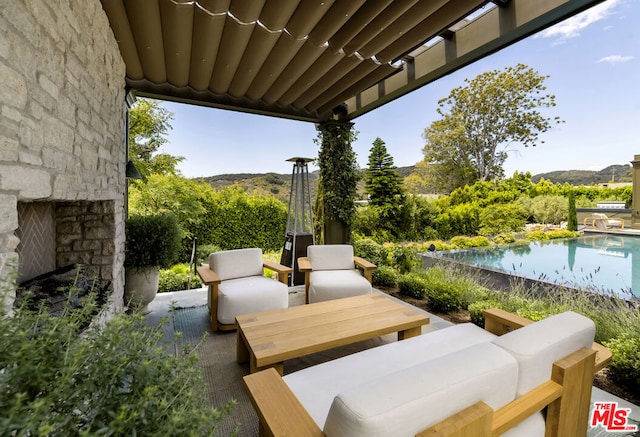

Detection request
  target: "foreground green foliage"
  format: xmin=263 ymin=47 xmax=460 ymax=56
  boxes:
xmin=0 ymin=292 xmax=235 ymax=436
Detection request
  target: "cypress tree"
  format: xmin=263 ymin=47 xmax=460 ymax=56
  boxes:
xmin=567 ymin=191 xmax=577 ymax=231
xmin=364 ymin=138 xmax=404 ymax=207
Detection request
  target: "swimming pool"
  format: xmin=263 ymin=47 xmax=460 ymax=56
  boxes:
xmin=429 ymin=234 xmax=639 ymax=299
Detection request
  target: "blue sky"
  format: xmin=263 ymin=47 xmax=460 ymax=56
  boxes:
xmin=160 ymin=0 xmax=639 ymax=179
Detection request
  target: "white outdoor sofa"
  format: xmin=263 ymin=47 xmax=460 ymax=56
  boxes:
xmin=244 ymin=309 xmax=611 ymax=437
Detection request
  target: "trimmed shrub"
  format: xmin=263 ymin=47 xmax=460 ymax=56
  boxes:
xmin=545 ymin=229 xmax=579 ymax=239
xmin=604 ymin=335 xmax=640 ymax=393
xmin=450 ymin=235 xmax=490 ymax=249
xmin=125 ymin=213 xmax=183 ymax=269
xmin=391 ymin=246 xmax=420 ymax=273
xmin=420 ymin=267 xmax=476 ymax=313
xmin=372 ymin=265 xmax=399 ymax=287
xmin=468 ymin=300 xmax=503 ymax=327
xmin=567 ymin=191 xmax=577 ymax=231
xmin=525 ymin=230 xmax=549 ymax=241
xmin=398 ymin=273 xmax=426 ymax=298
xmin=434 ymin=202 xmax=481 ymax=240
xmin=353 ymin=238 xmax=385 ymax=267
xmin=479 ymin=203 xmax=526 ymax=236
xmin=493 ymin=233 xmax=516 ymax=245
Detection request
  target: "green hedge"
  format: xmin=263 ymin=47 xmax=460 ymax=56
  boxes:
xmin=129 ymin=175 xmax=288 ymax=258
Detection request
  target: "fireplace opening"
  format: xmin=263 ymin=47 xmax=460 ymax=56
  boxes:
xmin=14 ymin=200 xmax=117 ymax=313
xmin=16 ymin=264 xmax=111 ymax=318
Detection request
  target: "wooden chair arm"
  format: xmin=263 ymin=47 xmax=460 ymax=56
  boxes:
xmin=297 ymin=257 xmax=312 ymax=272
xmin=492 ymin=380 xmax=563 ymax=436
xmin=483 ymin=308 xmax=532 ymax=335
xmin=243 ymin=368 xmax=325 ymax=437
xmin=196 ymin=264 xmax=220 ymax=285
xmin=420 ymin=347 xmax=594 ymax=437
xmin=263 ymin=260 xmax=292 ymax=284
xmin=354 ymin=256 xmax=376 ymax=284
xmin=354 ymin=256 xmax=377 ymax=270
xmin=483 ymin=308 xmax=612 ymax=374
xmin=591 ymin=342 xmax=613 ymax=373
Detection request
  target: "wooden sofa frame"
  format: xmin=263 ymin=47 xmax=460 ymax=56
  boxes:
xmin=298 ymin=255 xmax=377 ymax=304
xmin=196 ymin=260 xmax=291 ymax=332
xmin=243 ymin=308 xmax=612 ymax=437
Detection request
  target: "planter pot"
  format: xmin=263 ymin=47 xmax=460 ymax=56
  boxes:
xmin=324 ymin=218 xmax=350 ymax=244
xmin=124 ymin=266 xmax=160 ymax=314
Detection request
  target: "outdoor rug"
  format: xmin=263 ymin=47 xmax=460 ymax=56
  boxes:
xmin=172 ymin=304 xmax=394 ymax=437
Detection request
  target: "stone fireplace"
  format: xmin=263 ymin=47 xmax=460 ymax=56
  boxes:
xmin=16 ymin=201 xmax=117 ymax=285
xmin=0 ymin=0 xmax=127 ymax=314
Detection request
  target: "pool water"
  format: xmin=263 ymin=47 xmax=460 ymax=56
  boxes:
xmin=435 ymin=234 xmax=639 ymax=298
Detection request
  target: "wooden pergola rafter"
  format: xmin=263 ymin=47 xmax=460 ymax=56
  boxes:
xmin=100 ymin=0 xmax=605 ymax=123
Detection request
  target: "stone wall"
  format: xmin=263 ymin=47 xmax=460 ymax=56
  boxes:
xmin=0 ymin=0 xmax=127 ymax=312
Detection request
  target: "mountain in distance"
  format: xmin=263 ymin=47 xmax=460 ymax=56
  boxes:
xmin=197 ymin=164 xmax=631 ymax=202
xmin=200 ymin=171 xmax=319 ymax=203
xmin=532 ymin=164 xmax=632 ymax=185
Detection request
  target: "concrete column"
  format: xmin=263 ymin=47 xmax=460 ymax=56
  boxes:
xmin=631 ymin=155 xmax=640 ymax=229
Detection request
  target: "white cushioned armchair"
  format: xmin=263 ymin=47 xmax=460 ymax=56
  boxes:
xmin=298 ymin=244 xmax=377 ymax=304
xmin=244 ymin=309 xmax=612 ymax=437
xmin=196 ymin=248 xmax=291 ymax=331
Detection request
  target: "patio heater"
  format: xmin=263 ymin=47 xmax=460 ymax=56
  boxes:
xmin=280 ymin=157 xmax=315 ymax=286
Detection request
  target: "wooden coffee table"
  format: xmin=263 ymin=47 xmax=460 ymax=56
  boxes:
xmin=236 ymin=293 xmax=430 ymax=375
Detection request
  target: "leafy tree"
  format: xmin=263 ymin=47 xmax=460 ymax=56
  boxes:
xmin=128 ymin=98 xmax=183 ymax=177
xmin=364 ymin=138 xmax=405 ymax=206
xmin=421 ymin=64 xmax=562 ymax=192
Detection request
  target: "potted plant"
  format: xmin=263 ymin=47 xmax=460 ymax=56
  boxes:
xmin=124 ymin=213 xmax=182 ymax=313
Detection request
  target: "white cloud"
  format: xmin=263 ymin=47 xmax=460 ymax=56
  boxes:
xmin=597 ymin=55 xmax=634 ymax=63
xmin=537 ymin=0 xmax=620 ymax=43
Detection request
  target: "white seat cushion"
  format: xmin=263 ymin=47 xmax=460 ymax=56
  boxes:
xmin=308 ymin=270 xmax=371 ymax=303
xmin=284 ymin=323 xmax=497 ymax=429
xmin=322 ymin=342 xmax=518 ymax=437
xmin=492 ymin=311 xmax=595 ymax=396
xmin=216 ymin=276 xmax=288 ymax=325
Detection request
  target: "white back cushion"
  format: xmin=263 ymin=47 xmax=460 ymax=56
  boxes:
xmin=209 ymin=248 xmax=264 ymax=281
xmin=284 ymin=323 xmax=497 ymax=429
xmin=492 ymin=311 xmax=595 ymax=396
xmin=323 ymin=343 xmax=518 ymax=437
xmin=308 ymin=245 xmax=354 ymax=271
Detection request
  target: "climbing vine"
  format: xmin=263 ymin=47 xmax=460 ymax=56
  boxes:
xmin=315 ymin=122 xmax=359 ymax=229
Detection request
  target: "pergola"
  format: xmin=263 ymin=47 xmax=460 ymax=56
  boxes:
xmin=100 ymin=0 xmax=605 ymax=124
